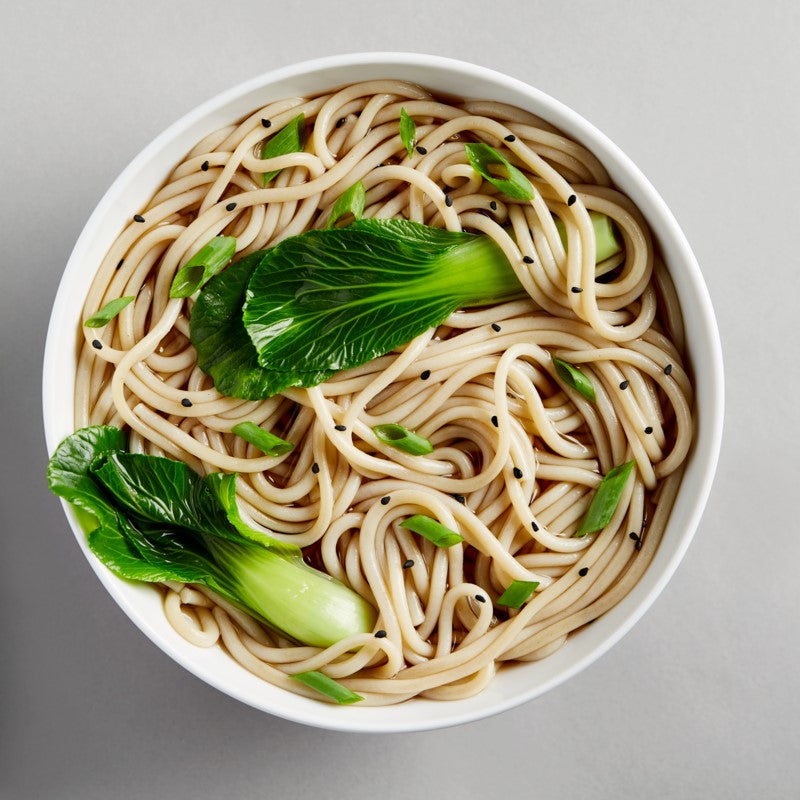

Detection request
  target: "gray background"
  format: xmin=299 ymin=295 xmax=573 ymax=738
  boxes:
xmin=1 ymin=1 xmax=797 ymax=798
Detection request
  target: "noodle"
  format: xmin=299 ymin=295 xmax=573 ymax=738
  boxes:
xmin=74 ymin=80 xmax=692 ymax=704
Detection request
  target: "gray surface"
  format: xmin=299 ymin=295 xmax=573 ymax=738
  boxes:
xmin=1 ymin=1 xmax=797 ymax=797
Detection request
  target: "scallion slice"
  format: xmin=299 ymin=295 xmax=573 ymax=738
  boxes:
xmin=399 ymin=107 xmax=416 ymax=158
xmin=169 ymin=236 xmax=236 ymax=298
xmin=497 ymin=580 xmax=540 ymax=609
xmin=554 ymin=211 xmax=621 ymax=263
xmin=400 ymin=515 xmax=463 ymax=548
xmin=575 ymin=460 xmax=636 ymax=537
xmin=84 ymin=296 xmax=135 ymax=327
xmin=464 ymin=142 xmax=534 ymax=201
xmin=373 ymin=423 xmax=433 ymax=455
xmin=290 ymin=670 xmax=364 ymax=705
xmin=553 ymin=357 xmax=596 ymax=403
xmin=327 ymin=181 xmax=366 ymax=229
xmin=261 ymin=113 xmax=306 ymax=185
xmin=231 ymin=421 xmax=294 ymax=456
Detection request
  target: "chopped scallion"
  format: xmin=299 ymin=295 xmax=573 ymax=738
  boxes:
xmin=84 ymin=296 xmax=135 ymax=327
xmin=575 ymin=460 xmax=636 ymax=537
xmin=231 ymin=421 xmax=294 ymax=456
xmin=400 ymin=515 xmax=463 ymax=548
xmin=399 ymin=107 xmax=416 ymax=159
xmin=261 ymin=113 xmax=306 ymax=185
xmin=373 ymin=423 xmax=433 ymax=456
xmin=554 ymin=211 xmax=621 ymax=263
xmin=327 ymin=181 xmax=366 ymax=229
xmin=553 ymin=357 xmax=596 ymax=403
xmin=169 ymin=236 xmax=236 ymax=298
xmin=497 ymin=580 xmax=540 ymax=608
xmin=290 ymin=670 xmax=363 ymax=704
xmin=464 ymin=142 xmax=534 ymax=201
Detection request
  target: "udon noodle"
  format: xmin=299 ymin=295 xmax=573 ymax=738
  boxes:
xmin=75 ymin=80 xmax=692 ymax=704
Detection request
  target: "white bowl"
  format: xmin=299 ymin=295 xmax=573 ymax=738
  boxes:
xmin=42 ymin=52 xmax=724 ymax=732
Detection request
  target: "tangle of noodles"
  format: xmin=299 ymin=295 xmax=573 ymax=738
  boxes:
xmin=75 ymin=80 xmax=693 ymax=705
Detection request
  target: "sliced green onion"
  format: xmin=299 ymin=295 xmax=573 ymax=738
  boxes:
xmin=327 ymin=181 xmax=366 ymax=229
xmin=84 ymin=296 xmax=135 ymax=327
xmin=464 ymin=142 xmax=534 ymax=201
xmin=399 ymin=107 xmax=416 ymax=158
xmin=169 ymin=236 xmax=236 ymax=298
xmin=261 ymin=113 xmax=306 ymax=185
xmin=400 ymin=515 xmax=463 ymax=548
xmin=497 ymin=580 xmax=540 ymax=609
xmin=554 ymin=211 xmax=622 ymax=263
xmin=231 ymin=421 xmax=294 ymax=456
xmin=373 ymin=423 xmax=433 ymax=456
xmin=290 ymin=670 xmax=364 ymax=705
xmin=575 ymin=460 xmax=636 ymax=537
xmin=553 ymin=357 xmax=596 ymax=403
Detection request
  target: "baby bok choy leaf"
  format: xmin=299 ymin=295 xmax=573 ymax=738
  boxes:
xmin=47 ymin=426 xmax=377 ymax=647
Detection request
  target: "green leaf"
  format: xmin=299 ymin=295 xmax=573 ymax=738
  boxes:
xmin=575 ymin=460 xmax=636 ymax=537
xmin=496 ymin=580 xmax=539 ymax=609
xmin=231 ymin=421 xmax=295 ymax=456
xmin=399 ymin=107 xmax=416 ymax=159
xmin=242 ymin=219 xmax=522 ymax=378
xmin=553 ymin=357 xmax=596 ymax=403
xmin=261 ymin=113 xmax=306 ymax=185
xmin=554 ymin=211 xmax=622 ymax=264
xmin=399 ymin=514 xmax=463 ymax=548
xmin=84 ymin=296 xmax=135 ymax=327
xmin=169 ymin=236 xmax=236 ymax=298
xmin=464 ymin=142 xmax=534 ymax=201
xmin=290 ymin=671 xmax=364 ymax=704
xmin=190 ymin=252 xmax=328 ymax=399
xmin=373 ymin=423 xmax=433 ymax=455
xmin=327 ymin=181 xmax=366 ymax=229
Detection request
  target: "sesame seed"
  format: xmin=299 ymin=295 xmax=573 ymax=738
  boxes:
xmin=226 ymin=202 xmax=237 ymax=211
xmin=567 ymin=194 xmax=577 ymax=206
xmin=504 ymin=134 xmax=516 ymax=142
xmin=444 ymin=194 xmax=453 ymax=207
xmin=491 ymin=323 xmax=501 ymax=332
xmin=91 ymin=339 xmax=102 ymax=350
xmin=475 ymin=594 xmax=486 ymax=603
xmin=116 ymin=259 xmax=124 ymax=270
xmin=664 ymin=363 xmax=673 ymax=375
xmin=571 ymin=286 xmax=583 ymax=293
xmin=311 ymin=462 xmax=320 ymax=474
xmin=133 ymin=214 xmax=145 ymax=223
xmin=578 ymin=567 xmax=589 ymax=576
xmin=629 ymin=532 xmax=639 ymax=541
xmin=374 ymin=629 xmax=387 ymax=638
xmin=201 ymin=160 xmax=209 ymax=171
xmin=491 ymin=415 xmax=498 ymax=428
xmin=420 ymin=369 xmax=431 ymax=380
xmin=334 ymin=424 xmax=347 ymax=432
xmin=261 ymin=118 xmax=271 ymax=128
xmin=634 ymin=539 xmax=643 ymax=551
xmin=181 ymin=398 xmax=192 ymax=408
xmin=531 ymin=521 xmax=540 ymax=532
xmin=380 ymin=496 xmax=390 ymax=505
xmin=522 ymin=255 xmax=534 ymax=264
xmin=619 ymin=380 xmax=629 ymax=390
xmin=402 ymin=559 xmax=414 ymax=569
xmin=489 ymin=200 xmax=497 ymax=211
xmin=453 ymin=494 xmax=466 ymax=504
xmin=416 ymin=145 xmax=427 ymax=155
xmin=513 ymin=467 xmax=523 ymax=479
xmin=644 ymin=426 xmax=654 ymax=434
xmin=335 ymin=117 xmax=346 ymax=128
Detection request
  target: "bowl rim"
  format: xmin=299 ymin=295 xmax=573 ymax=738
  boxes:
xmin=42 ymin=51 xmax=724 ymax=733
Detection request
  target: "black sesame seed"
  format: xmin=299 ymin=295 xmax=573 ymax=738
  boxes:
xmin=380 ymin=496 xmax=390 ymax=505
xmin=402 ymin=559 xmax=414 ymax=569
xmin=644 ymin=426 xmax=654 ymax=434
xmin=91 ymin=339 xmax=102 ymax=350
xmin=664 ymin=363 xmax=673 ymax=375
xmin=522 ymin=255 xmax=534 ymax=264
xmin=116 ymin=259 xmax=124 ymax=270
xmin=416 ymin=145 xmax=427 ymax=155
xmin=504 ymin=134 xmax=516 ymax=142
xmin=513 ymin=467 xmax=524 ymax=479
xmin=531 ymin=521 xmax=540 ymax=532
xmin=335 ymin=117 xmax=346 ymax=128
xmin=619 ymin=380 xmax=630 ymax=390
xmin=571 ymin=286 xmax=583 ymax=293
xmin=578 ymin=567 xmax=589 ymax=577
xmin=491 ymin=415 xmax=498 ymax=428
xmin=133 ymin=214 xmax=145 ymax=223
xmin=453 ymin=494 xmax=466 ymax=504
xmin=629 ymin=532 xmax=639 ymax=541
xmin=334 ymin=424 xmax=347 ymax=431
xmin=261 ymin=118 xmax=271 ymax=128
xmin=375 ymin=629 xmax=387 ymax=638
xmin=226 ymin=202 xmax=237 ymax=211
xmin=491 ymin=323 xmax=501 ymax=332
xmin=489 ymin=200 xmax=497 ymax=211
xmin=420 ymin=369 xmax=431 ymax=380
xmin=201 ymin=160 xmax=210 ymax=171
xmin=567 ymin=194 xmax=577 ymax=206
xmin=311 ymin=462 xmax=320 ymax=474
xmin=634 ymin=539 xmax=643 ymax=551
xmin=181 ymin=398 xmax=192 ymax=408
xmin=444 ymin=194 xmax=453 ymax=207
xmin=475 ymin=594 xmax=486 ymax=603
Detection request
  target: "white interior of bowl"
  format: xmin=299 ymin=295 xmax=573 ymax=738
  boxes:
xmin=42 ymin=52 xmax=724 ymax=733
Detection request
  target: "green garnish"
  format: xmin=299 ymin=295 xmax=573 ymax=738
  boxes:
xmin=231 ymin=421 xmax=294 ymax=456
xmin=399 ymin=514 xmax=464 ymax=548
xmin=83 ymin=296 xmax=135 ymax=327
xmin=47 ymin=426 xmax=377 ymax=647
xmin=290 ymin=671 xmax=364 ymax=705
xmin=575 ymin=460 xmax=636 ymax=537
xmin=464 ymin=142 xmax=534 ymax=201
xmin=327 ymin=181 xmax=366 ymax=229
xmin=496 ymin=580 xmax=540 ymax=609
xmin=169 ymin=236 xmax=236 ymax=298
xmin=554 ymin=211 xmax=621 ymax=264
xmin=373 ymin=424 xmax=433 ymax=456
xmin=399 ymin=107 xmax=416 ymax=158
xmin=261 ymin=113 xmax=306 ymax=185
xmin=552 ymin=357 xmax=596 ymax=403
